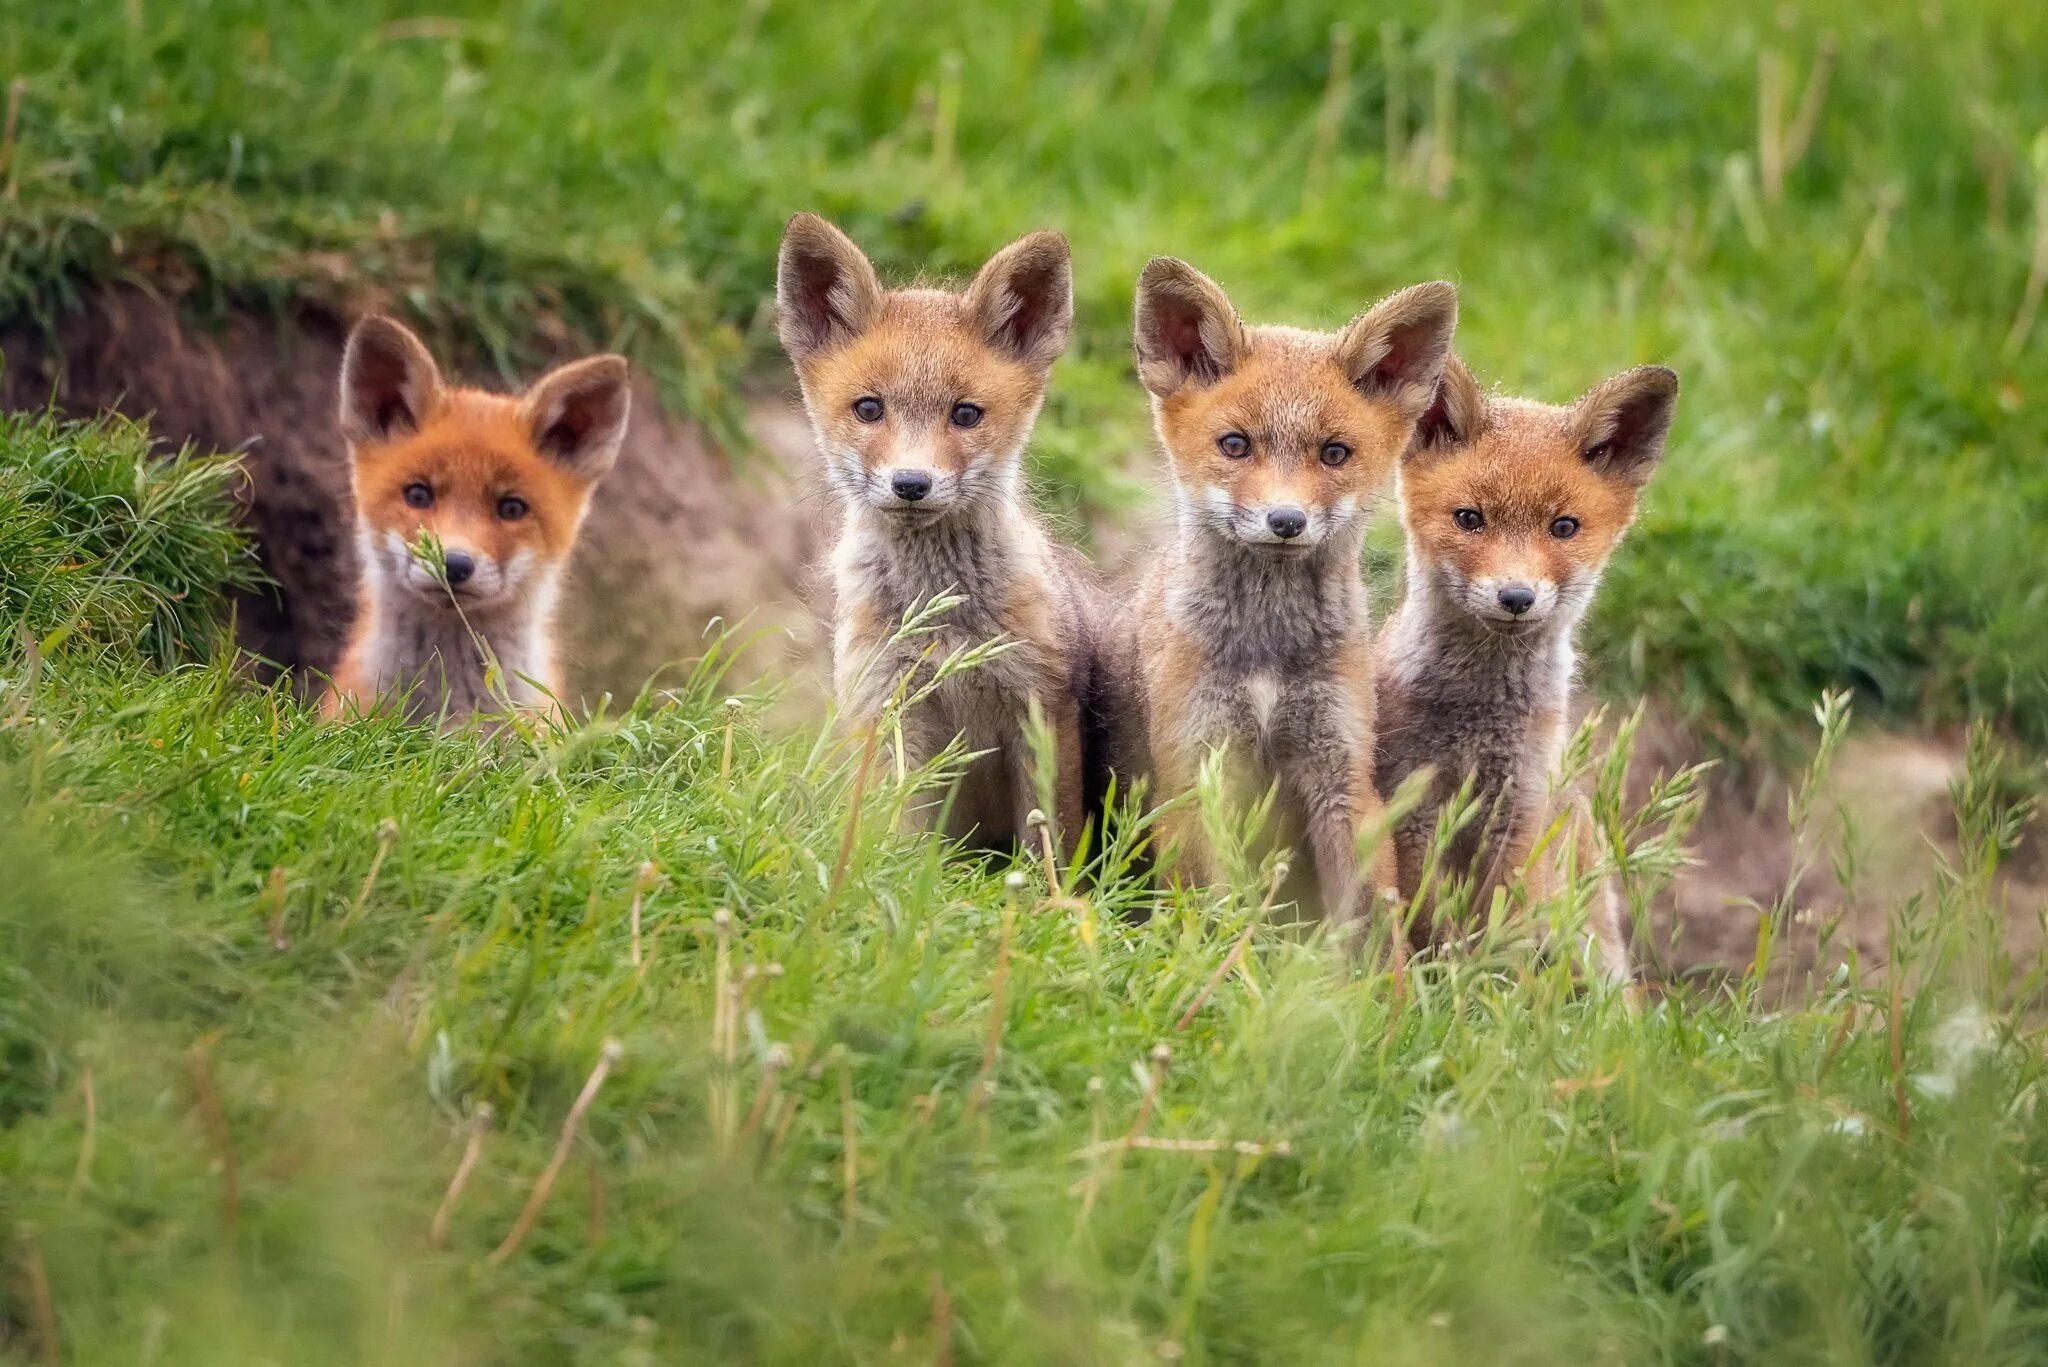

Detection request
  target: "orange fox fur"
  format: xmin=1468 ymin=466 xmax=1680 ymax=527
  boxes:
xmin=775 ymin=213 xmax=1112 ymax=853
xmin=321 ymin=317 xmax=630 ymax=727
xmin=1121 ymin=258 xmax=1458 ymax=927
xmin=1375 ymin=355 xmax=1679 ymax=980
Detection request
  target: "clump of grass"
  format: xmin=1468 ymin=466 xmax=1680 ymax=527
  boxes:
xmin=0 ymin=408 xmax=259 ymax=665
xmin=3 ymin=635 xmax=2047 ymax=1362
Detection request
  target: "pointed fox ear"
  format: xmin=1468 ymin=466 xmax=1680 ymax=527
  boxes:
xmin=339 ymin=316 xmax=443 ymax=447
xmin=1335 ymin=281 xmax=1458 ymax=422
xmin=1573 ymin=365 xmax=1678 ymax=487
xmin=522 ymin=355 xmax=632 ymax=479
xmin=776 ymin=213 xmax=884 ymax=363
xmin=1408 ymin=353 xmax=1483 ymax=459
xmin=965 ymin=230 xmax=1073 ymax=369
xmin=1133 ymin=258 xmax=1245 ymax=398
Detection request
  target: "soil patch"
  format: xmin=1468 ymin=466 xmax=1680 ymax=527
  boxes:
xmin=1 ymin=286 xmax=825 ymax=701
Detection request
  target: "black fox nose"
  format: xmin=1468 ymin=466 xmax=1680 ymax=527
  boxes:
xmin=1266 ymin=507 xmax=1308 ymax=539
xmin=890 ymin=470 xmax=933 ymax=502
xmin=1497 ymin=584 xmax=1536 ymax=615
xmin=441 ymin=551 xmax=476 ymax=586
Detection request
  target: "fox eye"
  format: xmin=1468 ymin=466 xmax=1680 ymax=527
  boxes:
xmin=498 ymin=495 xmax=530 ymax=522
xmin=403 ymin=483 xmax=434 ymax=510
xmin=852 ymin=396 xmax=885 ymax=423
xmin=1550 ymin=515 xmax=1579 ymax=540
xmin=1319 ymin=440 xmax=1352 ymax=468
xmin=950 ymin=402 xmax=984 ymax=429
xmin=1217 ymin=432 xmax=1251 ymax=459
xmin=1453 ymin=507 xmax=1484 ymax=532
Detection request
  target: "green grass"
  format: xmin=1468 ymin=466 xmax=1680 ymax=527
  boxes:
xmin=0 ymin=407 xmax=260 ymax=662
xmin=4 ymin=417 xmax=2048 ymax=1363
xmin=4 ymin=0 xmax=2048 ymax=750
xmin=8 ymin=5 xmax=2048 ymax=1360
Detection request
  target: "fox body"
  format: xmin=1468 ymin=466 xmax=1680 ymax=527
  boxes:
xmin=777 ymin=214 xmax=1105 ymax=851
xmin=1124 ymin=259 xmax=1458 ymax=925
xmin=322 ymin=317 xmax=631 ymax=727
xmin=1375 ymin=356 xmax=1678 ymax=979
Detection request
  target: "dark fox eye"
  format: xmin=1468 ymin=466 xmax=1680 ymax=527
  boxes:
xmin=950 ymin=402 xmax=984 ymax=428
xmin=1550 ymin=515 xmax=1580 ymax=540
xmin=403 ymin=483 xmax=434 ymax=510
xmin=1218 ymin=432 xmax=1251 ymax=458
xmin=498 ymin=495 xmax=530 ymax=522
xmin=1453 ymin=507 xmax=1484 ymax=532
xmin=1319 ymin=440 xmax=1352 ymax=468
xmin=852 ymin=396 xmax=885 ymax=423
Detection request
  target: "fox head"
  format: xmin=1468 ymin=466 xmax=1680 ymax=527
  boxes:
xmin=337 ymin=317 xmax=630 ymax=614
xmin=1399 ymin=356 xmax=1678 ymax=632
xmin=1134 ymin=260 xmax=1457 ymax=556
xmin=775 ymin=213 xmax=1072 ymax=518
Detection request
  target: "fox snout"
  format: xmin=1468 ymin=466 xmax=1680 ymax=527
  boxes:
xmin=1457 ymin=572 xmax=1561 ymax=626
xmin=1204 ymin=486 xmax=1355 ymax=551
xmin=1264 ymin=506 xmax=1308 ymax=540
xmin=852 ymin=451 xmax=958 ymax=513
xmin=888 ymin=468 xmax=933 ymax=502
xmin=1239 ymin=499 xmax=1318 ymax=548
xmin=379 ymin=530 xmax=531 ymax=608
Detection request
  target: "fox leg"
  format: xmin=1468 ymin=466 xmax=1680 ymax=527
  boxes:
xmin=1007 ymin=703 xmax=1087 ymax=861
xmin=1518 ymin=799 xmax=1632 ymax=985
xmin=1300 ymin=783 xmax=1364 ymax=929
xmin=883 ymin=700 xmax=959 ymax=836
xmin=1147 ymin=733 xmax=1211 ymax=892
xmin=1572 ymin=800 xmax=1633 ymax=985
xmin=1051 ymin=708 xmax=1088 ymax=859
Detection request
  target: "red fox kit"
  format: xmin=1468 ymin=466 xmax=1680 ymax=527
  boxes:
xmin=775 ymin=213 xmax=1107 ymax=852
xmin=1375 ymin=356 xmax=1678 ymax=980
xmin=1126 ymin=258 xmax=1458 ymax=926
xmin=322 ymin=316 xmax=630 ymax=726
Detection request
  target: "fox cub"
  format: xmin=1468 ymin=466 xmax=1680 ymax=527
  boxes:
xmin=1375 ymin=356 xmax=1678 ymax=979
xmin=1126 ymin=259 xmax=1458 ymax=925
xmin=775 ymin=214 xmax=1107 ymax=853
xmin=322 ymin=316 xmax=631 ymax=726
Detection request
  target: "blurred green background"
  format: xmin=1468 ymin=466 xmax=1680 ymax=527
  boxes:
xmin=5 ymin=0 xmax=2047 ymax=752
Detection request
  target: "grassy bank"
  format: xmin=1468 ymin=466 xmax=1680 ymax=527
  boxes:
xmin=4 ymin=413 xmax=2048 ymax=1364
xmin=4 ymin=1 xmax=2048 ymax=751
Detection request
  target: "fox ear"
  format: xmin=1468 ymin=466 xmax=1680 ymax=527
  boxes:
xmin=1133 ymin=258 xmax=1244 ymax=397
xmin=1408 ymin=353 xmax=1483 ymax=458
xmin=339 ymin=316 xmax=443 ymax=447
xmin=1573 ymin=365 xmax=1678 ymax=487
xmin=776 ymin=213 xmax=884 ymax=363
xmin=522 ymin=355 xmax=632 ymax=479
xmin=1336 ymin=281 xmax=1458 ymax=422
xmin=965 ymin=230 xmax=1073 ymax=370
